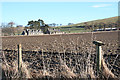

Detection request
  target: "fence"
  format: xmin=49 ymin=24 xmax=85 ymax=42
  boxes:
xmin=1 ymin=31 xmax=120 ymax=79
xmin=2 ymin=40 xmax=120 ymax=79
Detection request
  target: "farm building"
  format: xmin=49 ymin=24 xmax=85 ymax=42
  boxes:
xmin=21 ymin=28 xmax=64 ymax=35
xmin=21 ymin=29 xmax=43 ymax=35
xmin=48 ymin=28 xmax=63 ymax=34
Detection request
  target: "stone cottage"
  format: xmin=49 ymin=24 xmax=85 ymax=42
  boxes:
xmin=21 ymin=29 xmax=43 ymax=35
xmin=21 ymin=28 xmax=64 ymax=35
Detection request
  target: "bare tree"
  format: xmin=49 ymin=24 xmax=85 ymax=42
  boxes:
xmin=84 ymin=22 xmax=88 ymax=30
xmin=52 ymin=23 xmax=56 ymax=27
xmin=8 ymin=22 xmax=15 ymax=27
xmin=108 ymin=23 xmax=112 ymax=30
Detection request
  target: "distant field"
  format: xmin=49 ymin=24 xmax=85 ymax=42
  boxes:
xmin=59 ymin=27 xmax=91 ymax=33
xmin=50 ymin=16 xmax=118 ymax=33
xmin=58 ymin=16 xmax=118 ymax=28
xmin=51 ymin=26 xmax=92 ymax=33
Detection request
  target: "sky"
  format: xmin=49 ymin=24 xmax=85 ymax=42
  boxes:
xmin=1 ymin=1 xmax=118 ymax=26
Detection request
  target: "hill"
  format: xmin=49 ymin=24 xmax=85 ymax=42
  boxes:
xmin=60 ymin=16 xmax=118 ymax=28
xmin=54 ymin=16 xmax=118 ymax=33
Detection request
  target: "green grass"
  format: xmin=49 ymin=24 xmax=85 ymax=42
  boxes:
xmin=55 ymin=27 xmax=91 ymax=33
xmin=63 ymin=29 xmax=91 ymax=33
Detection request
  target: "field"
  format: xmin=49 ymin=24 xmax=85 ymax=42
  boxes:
xmin=1 ymin=31 xmax=120 ymax=79
xmin=59 ymin=16 xmax=118 ymax=28
xmin=53 ymin=27 xmax=91 ymax=33
xmin=53 ymin=16 xmax=118 ymax=34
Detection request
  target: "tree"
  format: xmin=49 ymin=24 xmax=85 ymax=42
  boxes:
xmin=56 ymin=24 xmax=59 ymax=26
xmin=1 ymin=23 xmax=7 ymax=28
xmin=103 ymin=23 xmax=106 ymax=31
xmin=8 ymin=22 xmax=16 ymax=35
xmin=93 ymin=23 xmax=98 ymax=30
xmin=27 ymin=19 xmax=50 ymax=34
xmin=48 ymin=24 xmax=53 ymax=27
xmin=52 ymin=23 xmax=56 ymax=27
xmin=68 ymin=23 xmax=73 ymax=25
xmin=8 ymin=22 xmax=15 ymax=27
xmin=41 ymin=24 xmax=50 ymax=34
xmin=109 ymin=23 xmax=116 ymax=30
xmin=99 ymin=22 xmax=106 ymax=31
xmin=34 ymin=21 xmax=40 ymax=29
xmin=84 ymin=22 xmax=88 ymax=30
xmin=115 ymin=21 xmax=119 ymax=29
xmin=98 ymin=23 xmax=102 ymax=30
xmin=38 ymin=19 xmax=45 ymax=26
xmin=16 ymin=25 xmax=23 ymax=27
xmin=60 ymin=24 xmax=62 ymax=26
xmin=28 ymin=20 xmax=34 ymax=29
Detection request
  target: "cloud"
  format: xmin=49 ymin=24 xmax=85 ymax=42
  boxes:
xmin=92 ymin=4 xmax=112 ymax=8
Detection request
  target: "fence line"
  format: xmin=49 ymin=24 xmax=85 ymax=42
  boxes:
xmin=17 ymin=44 xmax=22 ymax=77
xmin=2 ymin=41 xmax=119 ymax=78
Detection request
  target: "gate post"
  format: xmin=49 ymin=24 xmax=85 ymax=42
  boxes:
xmin=93 ymin=41 xmax=104 ymax=72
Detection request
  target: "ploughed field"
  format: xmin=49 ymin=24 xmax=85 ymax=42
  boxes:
xmin=1 ymin=31 xmax=120 ymax=78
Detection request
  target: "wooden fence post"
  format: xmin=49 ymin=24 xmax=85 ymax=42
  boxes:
xmin=18 ymin=44 xmax=22 ymax=73
xmin=93 ymin=41 xmax=104 ymax=73
xmin=41 ymin=49 xmax=46 ymax=75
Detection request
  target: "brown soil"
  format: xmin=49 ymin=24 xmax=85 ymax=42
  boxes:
xmin=1 ymin=31 xmax=120 ymax=78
